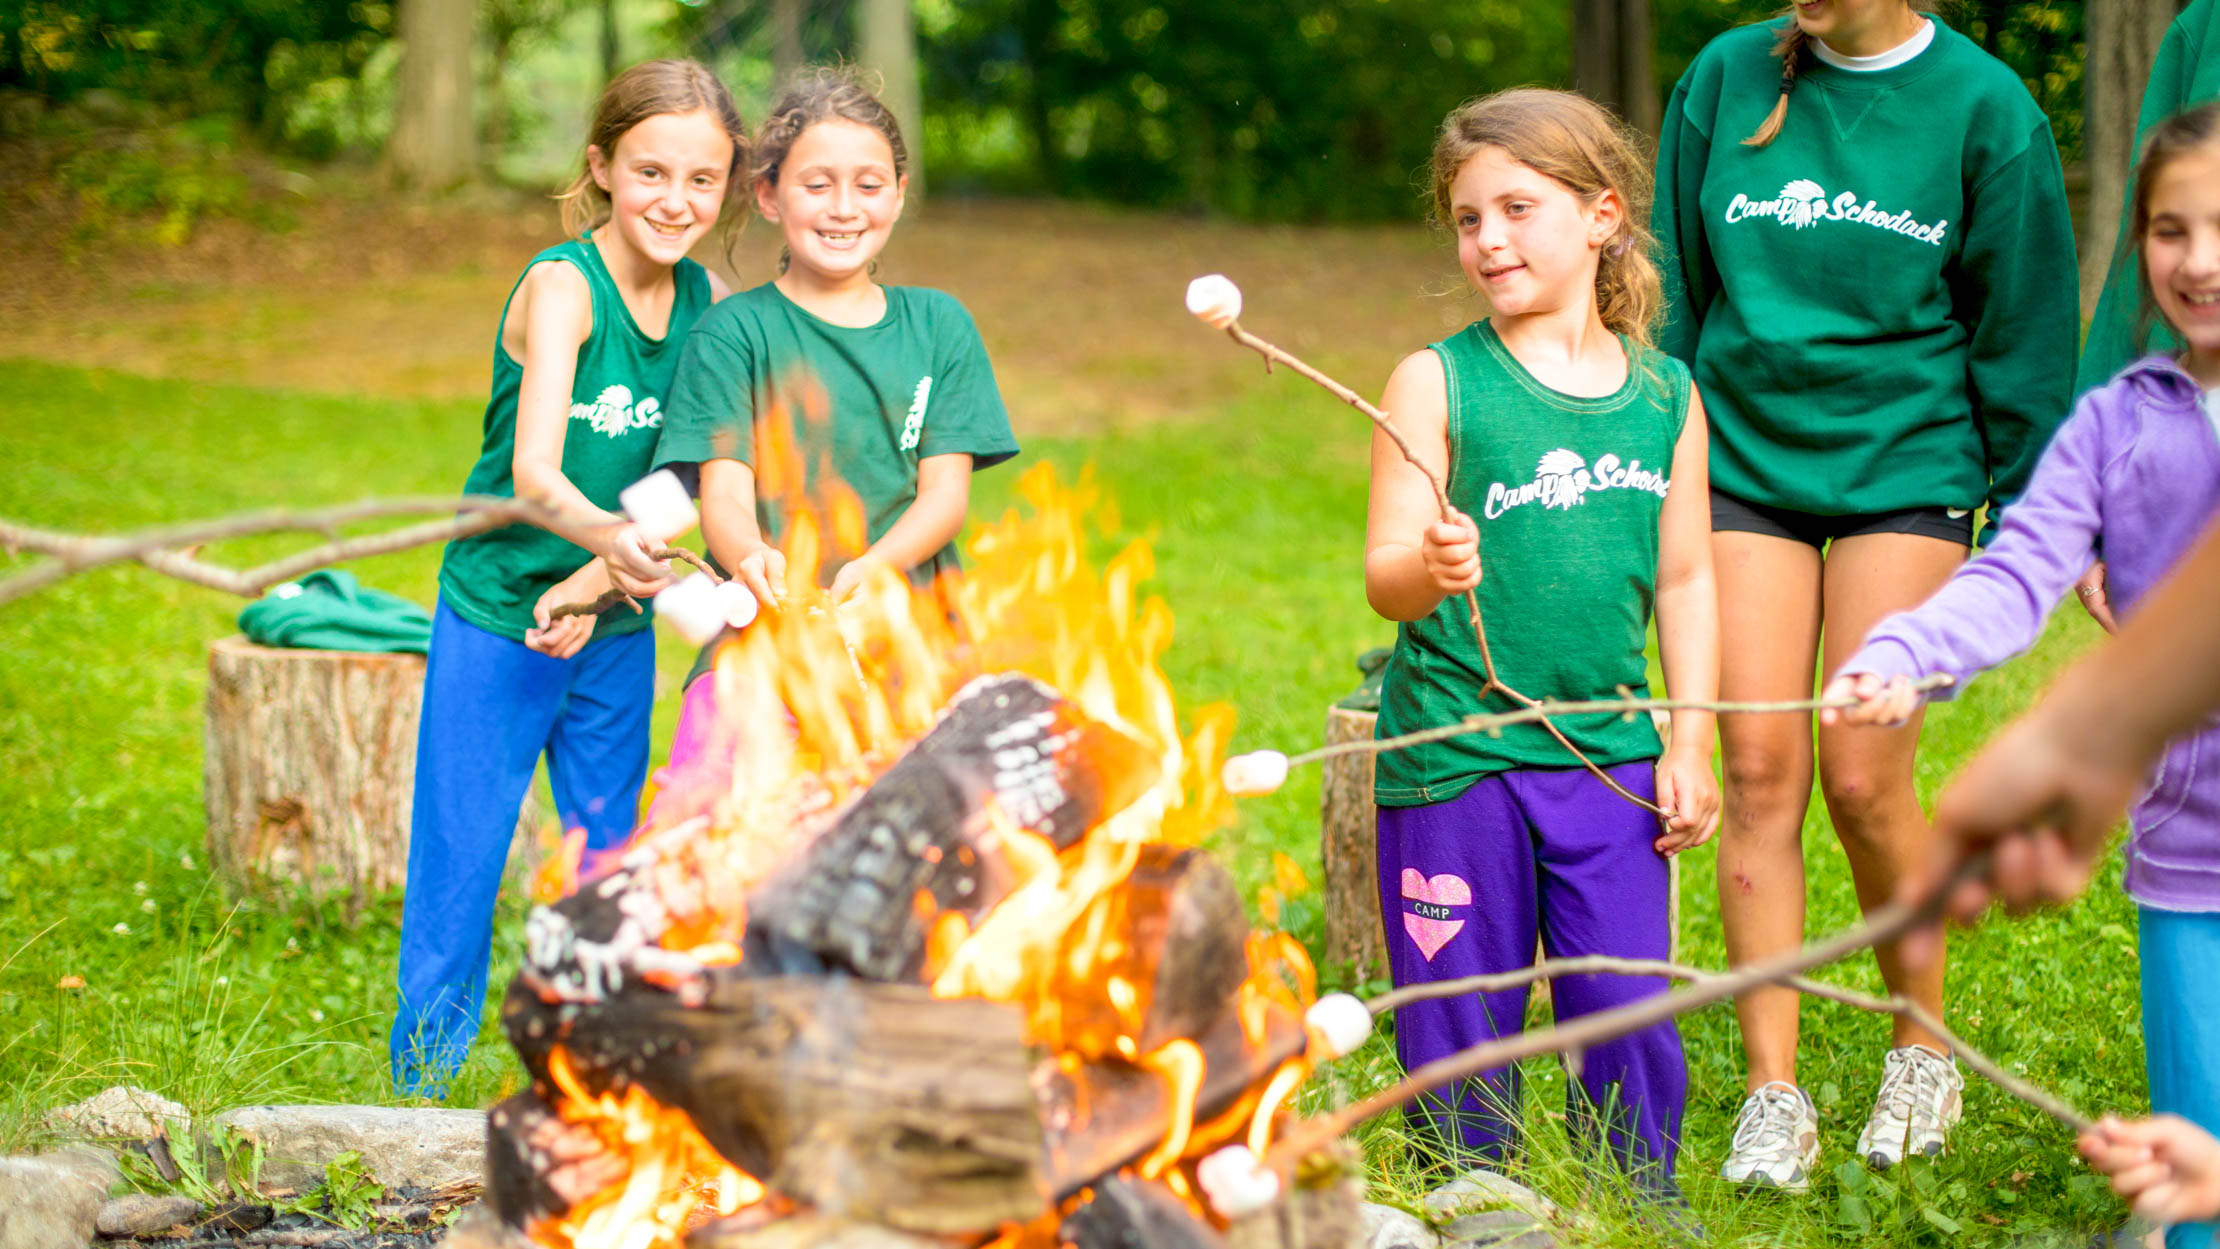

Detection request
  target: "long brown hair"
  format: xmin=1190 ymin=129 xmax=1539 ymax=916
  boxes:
xmin=1430 ymin=89 xmax=1662 ymax=352
xmin=555 ymin=59 xmax=750 ymax=263
xmin=1742 ymin=1 xmax=1942 ymax=147
xmin=2130 ymin=102 xmax=2220 ymax=352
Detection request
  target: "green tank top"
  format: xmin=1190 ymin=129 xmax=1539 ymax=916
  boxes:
xmin=438 ymin=235 xmax=712 ymax=641
xmin=1374 ymin=321 xmax=1690 ymax=806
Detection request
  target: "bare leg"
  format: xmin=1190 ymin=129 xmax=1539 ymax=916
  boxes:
xmin=1816 ymin=531 xmax=1967 ymax=1051
xmin=1713 ymin=531 xmax=1825 ymax=1092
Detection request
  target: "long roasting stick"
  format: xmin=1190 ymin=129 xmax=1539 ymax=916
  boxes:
xmin=1187 ymin=279 xmax=1664 ymax=816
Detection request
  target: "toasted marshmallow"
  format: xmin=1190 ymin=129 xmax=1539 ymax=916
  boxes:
xmin=1185 ymin=274 xmax=1244 ymax=329
xmin=620 ymin=469 xmax=698 ymax=543
xmin=1223 ymin=750 xmax=1290 ymax=796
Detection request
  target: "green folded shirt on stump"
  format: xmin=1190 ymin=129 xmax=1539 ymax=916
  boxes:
xmin=238 ymin=570 xmax=433 ymax=654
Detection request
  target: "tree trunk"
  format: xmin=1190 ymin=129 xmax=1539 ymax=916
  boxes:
xmin=387 ymin=0 xmax=476 ymax=189
xmin=203 ymin=637 xmax=425 ymax=903
xmin=856 ymin=0 xmax=926 ymax=196
xmin=2081 ymin=0 xmax=2176 ymax=316
xmin=1320 ymin=708 xmax=1386 ymax=983
xmin=1570 ymin=0 xmax=1658 ymax=137
xmin=600 ymin=0 xmax=621 ymax=85
xmin=773 ymin=0 xmax=805 ymax=85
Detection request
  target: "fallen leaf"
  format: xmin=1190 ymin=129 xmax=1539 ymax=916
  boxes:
xmin=56 ymin=975 xmax=85 ymax=990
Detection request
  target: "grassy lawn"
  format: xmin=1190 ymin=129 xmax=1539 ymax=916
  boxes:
xmin=0 ymin=356 xmax=2145 ymax=1245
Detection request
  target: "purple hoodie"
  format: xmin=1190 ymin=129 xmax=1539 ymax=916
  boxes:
xmin=1842 ymin=355 xmax=2220 ymax=911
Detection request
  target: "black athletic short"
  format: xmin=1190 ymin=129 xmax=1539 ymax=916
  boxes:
xmin=1710 ymin=487 xmax=1974 ymax=549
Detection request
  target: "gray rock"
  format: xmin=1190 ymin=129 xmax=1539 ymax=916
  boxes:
xmin=49 ymin=1085 xmax=191 ymax=1141
xmin=1359 ymin=1202 xmax=1441 ymax=1249
xmin=1420 ymin=1169 xmax=1556 ymax=1225
xmin=1441 ymin=1210 xmax=1550 ymax=1248
xmin=0 ymin=1148 xmax=119 ymax=1249
xmin=95 ymin=1194 xmax=202 ymax=1237
xmin=211 ymin=1105 xmax=485 ymax=1194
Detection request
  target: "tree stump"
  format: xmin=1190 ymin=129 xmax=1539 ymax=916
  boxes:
xmin=203 ymin=636 xmax=424 ymax=901
xmin=1320 ymin=707 xmax=1384 ymax=983
xmin=1319 ymin=706 xmax=1681 ymax=994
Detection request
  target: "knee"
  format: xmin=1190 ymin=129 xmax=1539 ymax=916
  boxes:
xmin=1719 ymin=743 xmax=1807 ymax=825
xmin=1820 ymin=764 xmax=1905 ymax=837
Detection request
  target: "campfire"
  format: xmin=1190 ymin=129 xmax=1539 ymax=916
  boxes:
xmin=482 ymin=450 xmax=1352 ymax=1249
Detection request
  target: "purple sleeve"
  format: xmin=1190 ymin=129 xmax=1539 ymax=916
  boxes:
xmin=1836 ymin=399 xmax=2111 ymax=696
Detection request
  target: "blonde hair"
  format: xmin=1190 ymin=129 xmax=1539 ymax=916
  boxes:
xmin=1743 ymin=2 xmax=1941 ymax=147
xmin=555 ymin=59 xmax=750 ymax=263
xmin=1430 ymin=89 xmax=1662 ymax=352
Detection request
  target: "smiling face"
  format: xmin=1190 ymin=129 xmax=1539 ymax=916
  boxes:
xmin=1450 ymin=145 xmax=1617 ymax=323
xmin=2144 ymin=144 xmax=2220 ymax=383
xmin=1788 ymin=0 xmax=1922 ymax=57
xmin=588 ymin=108 xmax=736 ymax=269
xmin=757 ymin=119 xmax=907 ymax=289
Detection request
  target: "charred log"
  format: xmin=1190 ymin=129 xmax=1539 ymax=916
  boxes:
xmin=1052 ymin=845 xmax=1249 ymax=1057
xmin=755 ymin=673 xmax=1161 ymax=981
xmin=1064 ymin=1177 xmax=1230 ymax=1249
xmin=484 ymin=1088 xmax=630 ymax=1229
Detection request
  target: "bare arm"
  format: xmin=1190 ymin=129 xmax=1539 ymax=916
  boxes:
xmin=1364 ymin=351 xmax=1476 ymax=622
xmin=699 ymin=457 xmax=786 ymax=606
xmin=1650 ymin=388 xmax=1720 ymax=851
xmin=508 ymin=261 xmax=666 ymax=588
xmin=832 ymin=453 xmax=974 ymax=597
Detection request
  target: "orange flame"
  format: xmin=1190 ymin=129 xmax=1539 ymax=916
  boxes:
xmin=529 ymin=396 xmax=1315 ymax=1245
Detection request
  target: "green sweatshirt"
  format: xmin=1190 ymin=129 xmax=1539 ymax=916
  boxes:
xmin=2077 ymin=0 xmax=2220 ymax=396
xmin=1654 ymin=18 xmax=2078 ymax=538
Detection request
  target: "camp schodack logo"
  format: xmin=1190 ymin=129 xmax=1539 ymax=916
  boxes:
xmin=1723 ymin=178 xmax=1950 ymax=247
xmin=1482 ymin=448 xmax=1669 ymax=520
xmin=570 ymin=384 xmax=662 ymax=438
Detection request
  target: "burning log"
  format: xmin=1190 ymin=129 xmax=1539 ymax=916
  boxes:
xmin=1049 ymin=845 xmax=1250 ymax=1056
xmin=1064 ymin=1177 xmax=1229 ymax=1249
xmin=753 ymin=673 xmax=1164 ymax=981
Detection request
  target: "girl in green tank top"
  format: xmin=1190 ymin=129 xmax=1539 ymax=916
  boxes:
xmin=1365 ymin=91 xmax=1719 ymax=1190
xmin=393 ymin=62 xmax=750 ymax=1099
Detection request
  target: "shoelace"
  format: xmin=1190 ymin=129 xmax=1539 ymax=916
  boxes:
xmin=1731 ymin=1086 xmax=1806 ymax=1154
xmin=1878 ymin=1049 xmax=1953 ymax=1122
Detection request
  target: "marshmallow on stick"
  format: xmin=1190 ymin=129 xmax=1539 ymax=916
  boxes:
xmin=1185 ymin=274 xmax=1244 ymax=329
xmin=654 ymin=573 xmax=756 ymax=645
xmin=1223 ymin=750 xmax=1290 ymax=797
xmin=619 ymin=469 xmax=699 ymax=543
xmin=1197 ymin=1145 xmax=1280 ymax=1218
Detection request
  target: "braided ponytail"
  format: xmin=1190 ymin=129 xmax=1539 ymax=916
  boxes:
xmin=1741 ymin=22 xmax=1810 ymax=148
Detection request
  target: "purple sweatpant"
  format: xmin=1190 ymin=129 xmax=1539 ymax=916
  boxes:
xmin=1375 ymin=759 xmax=1685 ymax=1182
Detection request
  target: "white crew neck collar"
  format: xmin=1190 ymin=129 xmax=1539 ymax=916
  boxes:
xmin=1812 ymin=17 xmax=1934 ymax=71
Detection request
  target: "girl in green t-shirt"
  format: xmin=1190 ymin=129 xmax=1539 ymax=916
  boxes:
xmin=392 ymin=61 xmax=747 ymax=1099
xmin=651 ymin=69 xmax=1018 ymax=779
xmin=1366 ymin=89 xmax=1719 ymax=1194
xmin=1653 ymin=0 xmax=2077 ymax=1188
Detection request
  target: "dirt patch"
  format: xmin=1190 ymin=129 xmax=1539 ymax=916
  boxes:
xmin=0 ymin=177 xmax=1474 ymax=434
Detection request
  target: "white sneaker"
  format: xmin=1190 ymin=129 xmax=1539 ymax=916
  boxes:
xmin=1857 ymin=1045 xmax=1964 ymax=1169
xmin=1720 ymin=1081 xmax=1821 ymax=1191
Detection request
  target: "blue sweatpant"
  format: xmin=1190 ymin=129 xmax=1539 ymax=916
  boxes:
xmin=2142 ymin=906 xmax=2220 ymax=1249
xmin=1376 ymin=760 xmax=1685 ymax=1187
xmin=389 ymin=599 xmax=654 ymax=1097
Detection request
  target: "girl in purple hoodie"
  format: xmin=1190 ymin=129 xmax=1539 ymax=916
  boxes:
xmin=1828 ymin=102 xmax=2220 ymax=1249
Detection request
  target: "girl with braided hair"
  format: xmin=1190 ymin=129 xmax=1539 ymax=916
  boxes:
xmin=1652 ymin=0 xmax=2077 ymax=1190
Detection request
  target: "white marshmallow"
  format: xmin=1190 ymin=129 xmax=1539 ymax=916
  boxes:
xmin=654 ymin=574 xmax=727 ymax=645
xmin=1304 ymin=992 xmax=1374 ymax=1059
xmin=1185 ymin=274 xmax=1244 ymax=329
xmin=1222 ymin=750 xmax=1290 ymax=796
xmin=620 ymin=469 xmax=699 ymax=543
xmin=1197 ymin=1145 xmax=1280 ymax=1219
xmin=715 ymin=580 xmax=759 ymax=629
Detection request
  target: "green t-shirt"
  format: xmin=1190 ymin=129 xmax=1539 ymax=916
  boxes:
xmin=653 ymin=281 xmax=1020 ymax=583
xmin=2078 ymin=0 xmax=2220 ymax=395
xmin=1374 ymin=323 xmax=1689 ymax=807
xmin=1654 ymin=17 xmax=2078 ymax=539
xmin=437 ymin=236 xmax=712 ymax=641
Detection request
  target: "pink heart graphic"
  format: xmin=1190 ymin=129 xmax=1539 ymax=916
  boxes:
xmin=1400 ymin=869 xmax=1471 ymax=961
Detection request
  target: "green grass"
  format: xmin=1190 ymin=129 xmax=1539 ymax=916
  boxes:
xmin=0 ymin=358 xmax=2147 ymax=1244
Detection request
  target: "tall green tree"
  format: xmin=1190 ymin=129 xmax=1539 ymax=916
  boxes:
xmin=387 ymin=0 xmax=475 ymax=188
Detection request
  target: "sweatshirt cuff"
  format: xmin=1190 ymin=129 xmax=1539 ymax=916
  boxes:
xmin=1839 ymin=638 xmax=1955 ymax=700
